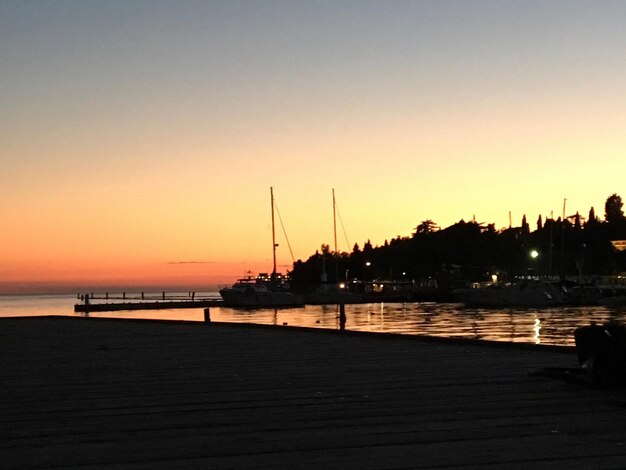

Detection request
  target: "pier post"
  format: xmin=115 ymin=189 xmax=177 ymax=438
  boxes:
xmin=162 ymin=291 xmax=165 ymax=300
xmin=204 ymin=308 xmax=211 ymax=323
xmin=123 ymin=292 xmax=126 ymax=300
xmin=339 ymin=303 xmax=346 ymax=331
xmin=141 ymin=292 xmax=144 ymax=300
xmin=106 ymin=292 xmax=108 ymax=300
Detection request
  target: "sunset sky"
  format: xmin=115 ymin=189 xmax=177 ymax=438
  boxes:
xmin=1 ymin=0 xmax=625 ymax=293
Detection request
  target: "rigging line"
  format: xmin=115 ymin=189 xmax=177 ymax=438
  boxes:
xmin=335 ymin=203 xmax=351 ymax=251
xmin=273 ymin=200 xmax=296 ymax=264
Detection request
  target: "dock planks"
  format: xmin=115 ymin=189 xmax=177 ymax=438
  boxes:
xmin=2 ymin=316 xmax=626 ymax=468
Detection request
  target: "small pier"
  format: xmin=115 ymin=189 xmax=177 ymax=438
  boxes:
xmin=74 ymin=292 xmax=223 ymax=312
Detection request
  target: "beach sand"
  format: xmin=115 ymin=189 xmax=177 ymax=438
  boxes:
xmin=1 ymin=316 xmax=625 ymax=469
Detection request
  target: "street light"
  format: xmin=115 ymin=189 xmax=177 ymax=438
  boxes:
xmin=529 ymin=249 xmax=539 ymax=278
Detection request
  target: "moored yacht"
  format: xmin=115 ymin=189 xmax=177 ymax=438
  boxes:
xmin=219 ymin=273 xmax=304 ymax=307
xmin=453 ymin=279 xmax=569 ymax=308
xmin=219 ymin=188 xmax=304 ymax=308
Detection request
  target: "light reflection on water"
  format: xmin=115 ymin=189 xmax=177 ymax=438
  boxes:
xmin=1 ymin=294 xmax=625 ymax=346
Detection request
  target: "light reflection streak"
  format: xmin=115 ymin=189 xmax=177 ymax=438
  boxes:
xmin=533 ymin=315 xmax=541 ymax=344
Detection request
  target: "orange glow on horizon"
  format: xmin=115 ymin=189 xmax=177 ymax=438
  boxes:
xmin=0 ymin=259 xmax=275 ymax=294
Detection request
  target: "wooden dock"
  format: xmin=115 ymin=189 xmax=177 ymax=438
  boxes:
xmin=2 ymin=316 xmax=626 ymax=468
xmin=74 ymin=292 xmax=223 ymax=312
xmin=74 ymin=299 xmax=222 ymax=312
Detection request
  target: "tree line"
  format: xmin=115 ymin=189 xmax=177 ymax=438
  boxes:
xmin=290 ymin=194 xmax=626 ymax=290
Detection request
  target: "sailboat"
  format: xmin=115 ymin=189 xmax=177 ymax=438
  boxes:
xmin=304 ymin=189 xmax=365 ymax=304
xmin=219 ymin=188 xmax=305 ymax=308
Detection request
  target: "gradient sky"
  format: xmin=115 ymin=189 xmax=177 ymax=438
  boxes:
xmin=1 ymin=0 xmax=625 ymax=292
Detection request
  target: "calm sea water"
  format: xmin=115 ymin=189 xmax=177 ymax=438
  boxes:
xmin=1 ymin=293 xmax=625 ymax=347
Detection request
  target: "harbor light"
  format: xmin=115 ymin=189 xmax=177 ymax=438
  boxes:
xmin=530 ymin=250 xmax=539 ymax=259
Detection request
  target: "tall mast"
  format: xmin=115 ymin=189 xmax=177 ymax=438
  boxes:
xmin=561 ymin=197 xmax=567 ymax=280
xmin=271 ymin=187 xmax=277 ymax=277
xmin=332 ymin=188 xmax=338 ymax=254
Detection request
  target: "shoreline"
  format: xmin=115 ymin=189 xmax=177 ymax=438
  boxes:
xmin=0 ymin=314 xmax=575 ymax=353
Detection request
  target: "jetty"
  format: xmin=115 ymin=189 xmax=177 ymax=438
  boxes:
xmin=74 ymin=292 xmax=223 ymax=312
xmin=3 ymin=316 xmax=626 ymax=468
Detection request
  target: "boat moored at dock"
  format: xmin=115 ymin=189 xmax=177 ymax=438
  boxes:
xmin=219 ymin=187 xmax=304 ymax=308
xmin=452 ymin=279 xmax=569 ymax=308
xmin=219 ymin=274 xmax=304 ymax=308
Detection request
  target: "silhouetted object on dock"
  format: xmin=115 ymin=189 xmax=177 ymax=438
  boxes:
xmin=204 ymin=308 xmax=211 ymax=323
xmin=575 ymin=323 xmax=626 ymax=388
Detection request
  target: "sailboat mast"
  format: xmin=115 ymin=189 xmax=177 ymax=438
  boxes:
xmin=271 ymin=187 xmax=277 ymax=277
xmin=332 ymin=188 xmax=338 ymax=253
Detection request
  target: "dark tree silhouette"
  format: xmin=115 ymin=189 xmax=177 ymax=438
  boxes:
xmin=574 ymin=212 xmax=581 ymax=231
xmin=414 ymin=219 xmax=439 ymax=236
xmin=587 ymin=207 xmax=598 ymax=226
xmin=521 ymin=215 xmax=530 ymax=236
xmin=289 ymin=193 xmax=626 ymax=291
xmin=605 ymin=194 xmax=624 ymax=223
xmin=604 ymin=194 xmax=626 ymax=240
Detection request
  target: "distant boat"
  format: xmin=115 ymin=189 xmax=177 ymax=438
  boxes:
xmin=597 ymin=286 xmax=626 ymax=307
xmin=304 ymin=282 xmax=365 ymax=305
xmin=599 ymin=295 xmax=626 ymax=307
xmin=219 ymin=188 xmax=304 ymax=308
xmin=452 ymin=279 xmax=568 ymax=308
xmin=220 ymin=273 xmax=304 ymax=308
